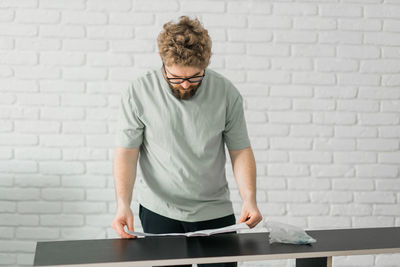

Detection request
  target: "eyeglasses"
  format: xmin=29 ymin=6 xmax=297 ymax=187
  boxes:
xmin=162 ymin=64 xmax=205 ymax=84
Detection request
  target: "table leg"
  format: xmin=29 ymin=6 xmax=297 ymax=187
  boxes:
xmin=296 ymin=256 xmax=332 ymax=267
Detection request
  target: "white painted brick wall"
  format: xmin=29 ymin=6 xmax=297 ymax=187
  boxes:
xmin=0 ymin=1 xmax=399 ymax=266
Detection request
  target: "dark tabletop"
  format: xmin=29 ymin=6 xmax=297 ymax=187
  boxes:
xmin=34 ymin=227 xmax=400 ymax=266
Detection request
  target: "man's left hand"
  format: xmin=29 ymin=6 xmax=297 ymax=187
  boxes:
xmin=237 ymin=201 xmax=263 ymax=228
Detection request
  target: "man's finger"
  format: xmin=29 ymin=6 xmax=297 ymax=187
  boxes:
xmin=116 ymin=222 xmax=136 ymax=239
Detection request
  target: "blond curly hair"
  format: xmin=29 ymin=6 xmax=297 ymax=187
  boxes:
xmin=157 ymin=16 xmax=212 ymax=69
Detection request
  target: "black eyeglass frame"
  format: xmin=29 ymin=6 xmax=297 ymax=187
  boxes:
xmin=162 ymin=64 xmax=205 ymax=84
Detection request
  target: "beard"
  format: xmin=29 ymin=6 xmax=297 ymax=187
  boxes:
xmin=167 ymin=82 xmax=201 ymax=100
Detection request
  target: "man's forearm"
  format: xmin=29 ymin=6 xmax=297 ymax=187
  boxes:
xmin=113 ymin=147 xmax=140 ymax=209
xmin=229 ymin=147 xmax=257 ymax=204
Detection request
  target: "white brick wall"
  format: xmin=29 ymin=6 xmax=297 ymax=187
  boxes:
xmin=0 ymin=1 xmax=399 ymax=266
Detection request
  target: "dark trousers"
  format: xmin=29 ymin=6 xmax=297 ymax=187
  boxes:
xmin=139 ymin=204 xmax=237 ymax=267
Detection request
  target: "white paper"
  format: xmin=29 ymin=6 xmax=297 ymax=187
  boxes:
xmin=125 ymin=222 xmax=250 ymax=237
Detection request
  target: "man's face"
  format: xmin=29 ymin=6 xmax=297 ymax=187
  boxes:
xmin=162 ymin=64 xmax=205 ymax=100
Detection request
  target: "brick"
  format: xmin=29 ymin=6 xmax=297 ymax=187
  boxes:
xmin=41 ymin=52 xmax=85 ymax=66
xmin=269 ymin=85 xmax=312 ymax=97
xmin=258 ymin=203 xmax=286 ymax=216
xmin=40 ymin=161 xmax=85 ymax=175
xmin=203 ymin=14 xmax=246 ymax=28
xmin=245 ymin=97 xmax=290 ymax=111
xmin=0 ymin=161 xmax=37 ymax=173
xmin=359 ymin=87 xmax=400 ymax=99
xmin=87 ymin=53 xmax=131 ymax=67
xmin=133 ymin=0 xmax=178 ymax=12
xmin=18 ymin=201 xmax=61 ymax=214
xmin=40 ymin=214 xmax=84 ymax=226
xmin=293 ymin=72 xmax=335 ymax=85
xmin=332 ymin=204 xmax=372 ymax=216
xmin=275 ymin=31 xmax=317 ymax=44
xmin=63 ymin=202 xmax=107 ymax=214
xmin=376 ymin=254 xmax=400 ymax=265
xmin=268 ymin=191 xmax=309 ymax=203
xmin=310 ymin=191 xmax=352 ymax=203
xmin=357 ymin=139 xmax=399 ymax=151
xmin=379 ymin=152 xmax=400 ymax=164
xmin=41 ymin=107 xmax=85 ymax=120
xmin=16 ymin=227 xmax=59 ymax=240
xmin=376 ymin=179 xmax=400 ymax=191
xmin=86 ymin=161 xmax=112 ymax=174
xmin=313 ymin=112 xmax=356 ymax=125
xmin=15 ymin=121 xmax=60 ymax=133
xmin=337 ymin=45 xmax=380 ymax=59
xmin=40 ymin=134 xmax=84 ymax=147
xmin=63 ymin=67 xmax=108 ymax=81
xmin=337 ymin=100 xmax=380 ymax=112
xmin=270 ymin=137 xmax=312 ymax=150
xmin=268 ymin=111 xmax=311 ymax=124
xmin=0 ymin=148 xmax=12 ymax=159
xmin=63 ymin=11 xmax=107 ymax=24
xmin=61 ymin=227 xmax=105 ymax=240
xmin=291 ymin=151 xmax=332 ymax=163
xmin=14 ymin=174 xmax=60 ymax=187
xmin=382 ymin=74 xmax=400 ymax=86
xmin=86 ymin=135 xmax=114 ymax=148
xmin=86 ymin=189 xmax=115 ymax=201
xmin=109 ymin=12 xmax=154 ymax=25
xmin=0 ymin=201 xmax=16 ymax=212
xmin=316 ymin=58 xmax=358 ymax=72
xmin=247 ymin=44 xmax=289 ymax=56
xmin=62 ymin=148 xmax=107 ymax=161
xmin=39 ymin=0 xmax=85 ymax=10
xmin=271 ymin=58 xmax=312 ymax=71
xmin=379 ymin=126 xmax=400 ymax=138
xmin=359 ymin=113 xmax=399 ymax=126
xmin=87 ymin=0 xmax=131 ymax=11
xmin=288 ymin=178 xmax=330 ymax=190
xmin=334 ymin=151 xmax=376 ymax=163
xmin=62 ymin=122 xmax=107 ymax=134
xmin=320 ymin=4 xmax=362 ymax=17
xmin=364 ymin=32 xmax=400 ymax=46
xmin=294 ymin=99 xmax=335 ymax=111
xmin=41 ymin=188 xmax=84 ymax=201
xmin=319 ymin=31 xmax=362 ymax=44
xmin=15 ymin=147 xmax=61 ymax=160
xmin=63 ymin=39 xmax=108 ymax=51
xmin=338 ymin=18 xmax=382 ymax=31
xmin=308 ymin=216 xmax=351 ymax=229
xmin=16 ymin=9 xmax=59 ymax=23
xmin=16 ymin=38 xmax=61 ymax=51
xmin=226 ymin=55 xmax=270 ymax=70
xmin=228 ymin=29 xmax=272 ymax=42
xmin=355 ymin=192 xmax=396 ymax=204
xmin=87 ymin=25 xmax=134 ymax=39
xmin=288 ymin=204 xmax=329 ymax=216
xmin=228 ymin=2 xmax=271 ymax=14
xmin=294 ymin=17 xmax=336 ymax=30
xmin=0 ymin=227 xmax=13 ymax=239
xmin=0 ymin=214 xmax=39 ymax=226
xmin=248 ymin=16 xmax=291 ymax=29
xmin=268 ymin=164 xmax=309 ymax=177
xmin=353 ymin=216 xmax=394 ymax=228
xmin=110 ymin=40 xmax=153 ymax=53
xmin=247 ymin=71 xmax=290 ymax=84
xmin=14 ymin=66 xmax=60 ymax=79
xmin=292 ymin=44 xmax=335 ymax=57
xmin=0 ymin=23 xmax=37 ymax=37
xmin=291 ymin=125 xmax=333 ymax=137
xmin=0 ymin=240 xmax=36 ymax=253
xmin=333 ymin=179 xmax=374 ymax=191
xmin=365 ymin=5 xmax=400 ymax=18
xmin=0 ymin=51 xmax=37 ymax=65
xmin=86 ymin=214 xmax=114 ymax=227
xmin=273 ymin=3 xmax=317 ymax=15
xmin=373 ymin=204 xmax=400 ymax=215
xmin=311 ymin=164 xmax=355 ymax=178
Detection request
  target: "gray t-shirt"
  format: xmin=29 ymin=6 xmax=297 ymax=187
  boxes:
xmin=115 ymin=67 xmax=251 ymax=222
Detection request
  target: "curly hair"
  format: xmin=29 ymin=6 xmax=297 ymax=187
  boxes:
xmin=157 ymin=16 xmax=212 ymax=69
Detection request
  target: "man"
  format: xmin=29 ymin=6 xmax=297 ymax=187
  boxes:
xmin=111 ymin=16 xmax=262 ymax=267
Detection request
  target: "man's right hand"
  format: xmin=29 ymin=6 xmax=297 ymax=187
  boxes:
xmin=111 ymin=207 xmax=136 ymax=239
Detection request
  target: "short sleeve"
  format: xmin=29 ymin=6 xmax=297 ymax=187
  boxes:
xmin=115 ymin=86 xmax=144 ymax=148
xmin=223 ymin=94 xmax=251 ymax=150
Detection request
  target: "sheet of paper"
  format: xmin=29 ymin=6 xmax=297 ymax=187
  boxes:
xmin=125 ymin=222 xmax=250 ymax=237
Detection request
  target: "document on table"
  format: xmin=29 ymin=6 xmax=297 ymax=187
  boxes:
xmin=125 ymin=222 xmax=250 ymax=237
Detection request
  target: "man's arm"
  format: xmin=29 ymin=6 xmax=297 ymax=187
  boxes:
xmin=111 ymin=146 xmax=140 ymax=238
xmin=229 ymin=146 xmax=263 ymax=228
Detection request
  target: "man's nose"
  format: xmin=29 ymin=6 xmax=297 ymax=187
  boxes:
xmin=181 ymin=80 xmax=190 ymax=89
